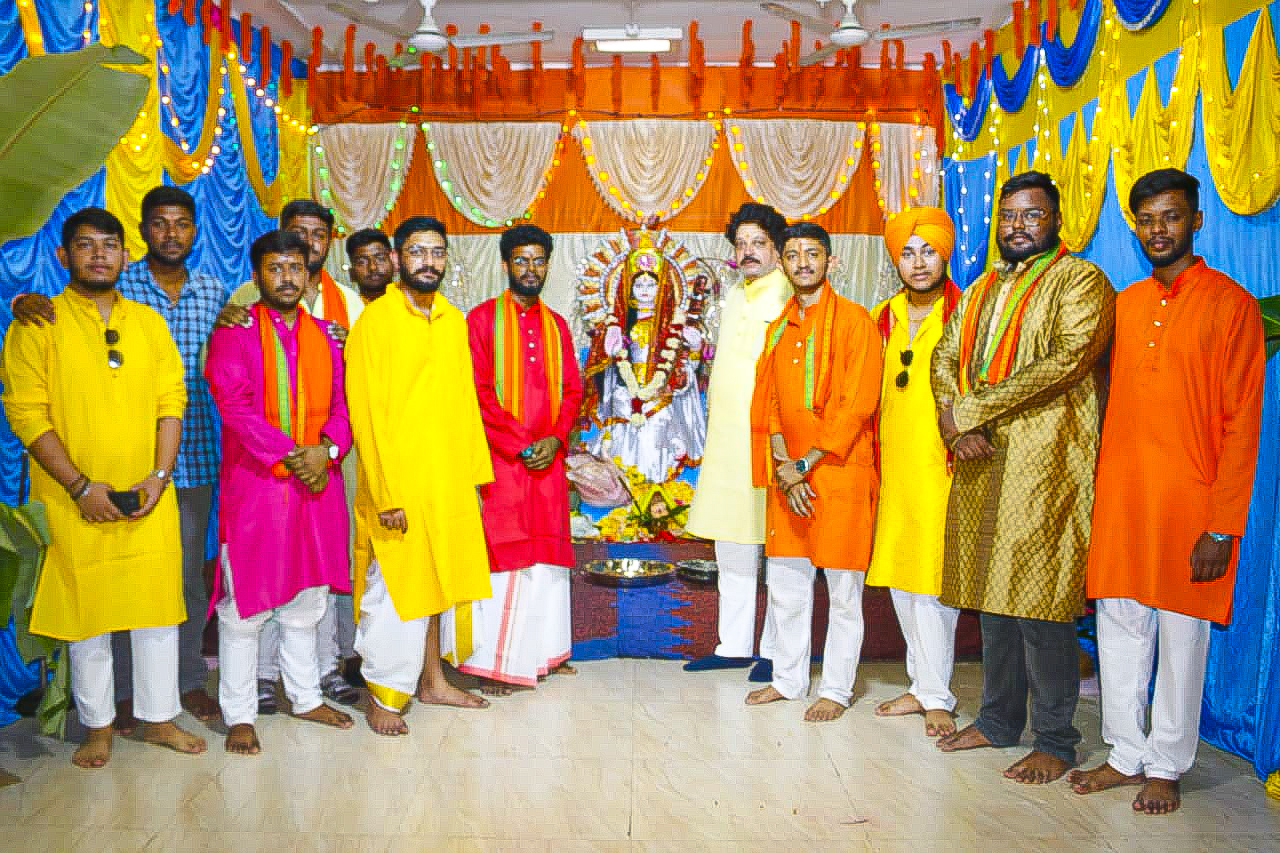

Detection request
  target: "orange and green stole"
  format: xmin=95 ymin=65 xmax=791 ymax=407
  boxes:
xmin=492 ymin=291 xmax=564 ymax=426
xmin=317 ymin=270 xmax=350 ymax=328
xmin=957 ymin=243 xmax=1069 ymax=394
xmin=750 ymin=285 xmax=839 ymax=487
xmin=255 ymin=302 xmax=334 ymax=478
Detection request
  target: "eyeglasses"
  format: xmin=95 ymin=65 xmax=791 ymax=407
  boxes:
xmin=997 ymin=208 xmax=1050 ymax=226
xmin=895 ymin=349 xmax=912 ymax=389
xmin=509 ymin=256 xmax=548 ymax=270
xmin=404 ymin=245 xmax=447 ymax=261
xmin=105 ymin=329 xmax=123 ymax=369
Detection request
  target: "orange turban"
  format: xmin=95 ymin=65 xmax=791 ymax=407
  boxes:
xmin=883 ymin=207 xmax=956 ymax=263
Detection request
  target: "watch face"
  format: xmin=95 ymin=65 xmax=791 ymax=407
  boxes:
xmin=328 ymin=445 xmax=340 ymax=460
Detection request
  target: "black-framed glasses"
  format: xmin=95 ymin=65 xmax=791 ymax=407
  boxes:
xmin=895 ymin=349 xmax=912 ymax=389
xmin=105 ymin=329 xmax=123 ymax=369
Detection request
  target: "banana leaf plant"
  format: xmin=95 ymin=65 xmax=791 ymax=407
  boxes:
xmin=1261 ymin=295 xmax=1280 ymax=360
xmin=0 ymin=43 xmax=149 ymax=245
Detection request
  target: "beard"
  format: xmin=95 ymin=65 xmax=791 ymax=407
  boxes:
xmin=76 ymin=278 xmax=117 ymax=292
xmin=998 ymin=228 xmax=1059 ymax=264
xmin=404 ymin=267 xmax=443 ymax=293
xmin=508 ymin=271 xmax=545 ymax=299
xmin=1141 ymin=232 xmax=1194 ymax=269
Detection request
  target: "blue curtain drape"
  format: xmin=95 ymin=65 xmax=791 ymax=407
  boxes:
xmin=1114 ymin=0 xmax=1174 ymax=31
xmin=944 ymin=71 xmax=993 ymax=143
xmin=0 ymin=0 xmax=28 ymax=74
xmin=992 ymin=47 xmax=1040 ymax=113
xmin=1044 ymin=0 xmax=1101 ymax=87
xmin=33 ymin=0 xmax=99 ymax=52
xmin=942 ymin=152 xmax=998 ymax=287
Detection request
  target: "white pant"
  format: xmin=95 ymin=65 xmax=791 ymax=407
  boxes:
xmin=70 ymin=627 xmax=179 ymax=729
xmin=458 ymin=563 xmax=571 ymax=687
xmin=714 ymin=541 xmax=776 ymax=659
xmin=889 ymin=588 xmax=960 ymax=712
xmin=355 ymin=559 xmax=430 ymax=712
xmin=766 ymin=557 xmax=866 ymax=706
xmin=258 ymin=592 xmax=354 ymax=681
xmin=1097 ymin=597 xmax=1212 ymax=781
xmin=216 ymin=551 xmax=328 ymax=726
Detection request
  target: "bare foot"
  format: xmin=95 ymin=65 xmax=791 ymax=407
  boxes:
xmin=181 ymin=688 xmax=221 ymax=722
xmin=114 ymin=699 xmax=138 ymax=737
xmin=804 ymin=698 xmax=847 ymax=722
xmin=937 ymin=723 xmax=994 ymax=753
xmin=1134 ymin=778 xmax=1181 ymax=815
xmin=140 ymin=720 xmax=207 ymax=756
xmin=1003 ymin=750 xmax=1072 ymax=784
xmin=71 ymin=726 xmax=113 ymax=769
xmin=224 ymin=723 xmax=261 ymax=755
xmin=745 ymin=686 xmax=787 ymax=706
xmin=550 ymin=662 xmax=577 ymax=676
xmin=925 ymin=709 xmax=957 ymax=738
xmin=875 ymin=692 xmax=925 ymax=717
xmin=293 ymin=703 xmax=355 ymax=729
xmin=1069 ymin=763 xmax=1145 ymax=795
xmin=365 ymin=701 xmax=409 ymax=736
xmin=416 ymin=682 xmax=489 ymax=709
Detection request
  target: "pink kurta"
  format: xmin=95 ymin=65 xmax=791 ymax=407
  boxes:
xmin=467 ymin=297 xmax=585 ymax=573
xmin=206 ymin=308 xmax=353 ymax=618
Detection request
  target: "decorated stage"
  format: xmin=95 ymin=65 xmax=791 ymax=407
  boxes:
xmin=568 ymin=541 xmax=983 ymax=662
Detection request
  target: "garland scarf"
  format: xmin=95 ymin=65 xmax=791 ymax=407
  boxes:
xmin=493 ymin=291 xmax=563 ymax=426
xmin=256 ymin=302 xmax=334 ymax=478
xmin=956 ymin=244 xmax=1069 ymax=395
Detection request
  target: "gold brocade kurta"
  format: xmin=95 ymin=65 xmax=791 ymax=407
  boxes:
xmin=866 ymin=293 xmax=952 ymax=595
xmin=345 ymin=288 xmax=494 ymax=622
xmin=930 ymin=250 xmax=1115 ymax=622
xmin=686 ymin=267 xmax=791 ymax=543
xmin=1 ymin=289 xmax=187 ymax=642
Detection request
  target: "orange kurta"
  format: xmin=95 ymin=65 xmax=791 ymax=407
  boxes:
xmin=750 ymin=285 xmax=883 ymax=570
xmin=1088 ymin=260 xmax=1265 ymax=624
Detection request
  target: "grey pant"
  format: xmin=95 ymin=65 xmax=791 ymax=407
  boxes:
xmin=114 ymin=484 xmax=214 ymax=700
xmin=974 ymin=611 xmax=1082 ymax=764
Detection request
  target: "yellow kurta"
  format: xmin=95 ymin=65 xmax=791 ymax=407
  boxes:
xmin=1 ymin=289 xmax=186 ymax=642
xmin=930 ymin=251 xmax=1115 ymax=622
xmin=686 ymin=267 xmax=791 ymax=543
xmin=866 ymin=293 xmax=952 ymax=595
xmin=345 ymin=288 xmax=493 ymax=622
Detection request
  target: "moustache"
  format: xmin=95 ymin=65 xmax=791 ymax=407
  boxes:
xmin=740 ymin=256 xmax=759 ymax=265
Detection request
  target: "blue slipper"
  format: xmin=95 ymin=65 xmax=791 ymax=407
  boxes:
xmin=683 ymin=654 xmax=754 ymax=671
xmin=748 ymin=659 xmax=773 ymax=683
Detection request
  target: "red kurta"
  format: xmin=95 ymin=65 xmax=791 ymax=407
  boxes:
xmin=1088 ymin=260 xmax=1265 ymax=624
xmin=468 ymin=297 xmax=585 ymax=573
xmin=750 ymin=285 xmax=883 ymax=570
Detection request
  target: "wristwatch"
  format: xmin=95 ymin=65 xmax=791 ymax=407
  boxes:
xmin=1207 ymin=532 xmax=1234 ymax=544
xmin=794 ymin=458 xmax=809 ymax=476
xmin=326 ymin=441 xmax=340 ymax=462
xmin=152 ymin=468 xmax=168 ymax=481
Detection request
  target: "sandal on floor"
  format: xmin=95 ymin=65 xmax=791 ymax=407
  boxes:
xmin=320 ymin=669 xmax=361 ymax=706
xmin=257 ymin=678 xmax=279 ymax=715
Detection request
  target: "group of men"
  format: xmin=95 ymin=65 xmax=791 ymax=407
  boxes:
xmin=1 ymin=166 xmax=1265 ymax=817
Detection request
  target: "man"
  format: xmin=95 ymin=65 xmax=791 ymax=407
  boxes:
xmin=931 ymin=172 xmax=1115 ymax=784
xmin=744 ymin=224 xmax=882 ymax=722
xmin=1069 ymin=169 xmax=1265 ymax=814
xmin=0 ymin=207 xmax=206 ymax=767
xmin=684 ymin=203 xmax=792 ymax=680
xmin=12 ymin=186 xmax=227 ymax=729
xmin=346 ymin=228 xmax=396 ymax=303
xmin=346 ymin=216 xmax=494 ymax=735
xmin=223 ymin=200 xmax=364 ymax=710
xmin=456 ymin=225 xmax=585 ymax=694
xmin=866 ymin=208 xmax=963 ymax=738
xmin=206 ymin=230 xmax=358 ymax=754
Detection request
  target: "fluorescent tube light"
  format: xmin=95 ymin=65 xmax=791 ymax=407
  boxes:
xmin=593 ymin=38 xmax=672 ymax=53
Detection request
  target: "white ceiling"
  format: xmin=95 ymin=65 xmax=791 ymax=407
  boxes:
xmin=243 ymin=0 xmax=1011 ymax=69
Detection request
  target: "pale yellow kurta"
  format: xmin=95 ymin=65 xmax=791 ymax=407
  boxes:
xmin=686 ymin=267 xmax=791 ymax=543
xmin=345 ymin=288 xmax=493 ymax=622
xmin=1 ymin=289 xmax=186 ymax=642
xmin=930 ymin=251 xmax=1115 ymax=622
xmin=866 ymin=293 xmax=951 ymax=595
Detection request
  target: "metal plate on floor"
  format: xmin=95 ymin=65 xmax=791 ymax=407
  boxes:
xmin=676 ymin=559 xmax=718 ymax=585
xmin=582 ymin=558 xmax=675 ymax=588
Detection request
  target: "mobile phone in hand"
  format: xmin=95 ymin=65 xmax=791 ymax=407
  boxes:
xmin=107 ymin=489 xmax=143 ymax=515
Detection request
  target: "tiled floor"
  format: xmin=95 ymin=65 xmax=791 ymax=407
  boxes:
xmin=2 ymin=659 xmax=1278 ymax=851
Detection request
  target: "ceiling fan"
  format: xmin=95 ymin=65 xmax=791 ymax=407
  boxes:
xmin=761 ymin=0 xmax=982 ymax=67
xmin=314 ymin=0 xmax=555 ymax=68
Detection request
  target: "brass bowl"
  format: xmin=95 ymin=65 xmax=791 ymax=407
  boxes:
xmin=582 ymin=558 xmax=675 ymax=588
xmin=676 ymin=559 xmax=718 ymax=585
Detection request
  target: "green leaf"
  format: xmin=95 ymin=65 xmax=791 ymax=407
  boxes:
xmin=0 ymin=44 xmax=149 ymax=244
xmin=1260 ymin=295 xmax=1280 ymax=360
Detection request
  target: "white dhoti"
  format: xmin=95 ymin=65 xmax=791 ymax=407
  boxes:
xmin=215 ymin=549 xmax=328 ymax=726
xmin=766 ymin=557 xmax=866 ymax=706
xmin=889 ymin=588 xmax=960 ymax=712
xmin=354 ymin=558 xmax=429 ymax=713
xmin=70 ymin=626 xmax=179 ymax=729
xmin=1097 ymin=597 xmax=1212 ymax=781
xmin=457 ymin=563 xmax=572 ymax=687
xmin=714 ymin=540 xmax=776 ymax=659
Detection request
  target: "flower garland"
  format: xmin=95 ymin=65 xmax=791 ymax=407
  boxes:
xmin=605 ymin=305 xmax=692 ymax=427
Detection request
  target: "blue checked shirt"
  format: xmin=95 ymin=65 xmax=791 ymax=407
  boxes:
xmin=118 ymin=260 xmax=229 ymax=488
